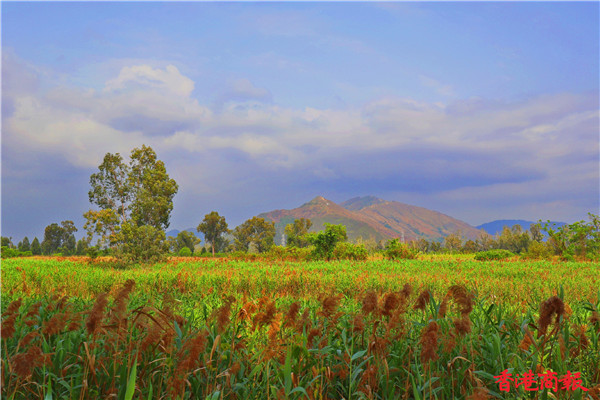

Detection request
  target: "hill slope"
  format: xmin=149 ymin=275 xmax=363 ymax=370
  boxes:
xmin=477 ymin=220 xmax=566 ymax=236
xmin=259 ymin=196 xmax=484 ymax=244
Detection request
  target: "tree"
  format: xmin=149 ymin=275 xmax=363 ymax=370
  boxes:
xmin=1 ymin=237 xmax=13 ymax=248
xmin=168 ymin=231 xmax=201 ymax=255
xmin=42 ymin=223 xmax=65 ymax=255
xmin=233 ymin=217 xmax=276 ymax=253
xmin=529 ymin=223 xmax=544 ymax=242
xmin=76 ymin=239 xmax=88 ymax=255
xmin=197 ymin=212 xmax=229 ymax=256
xmin=285 ymin=218 xmax=312 ymax=248
xmin=84 ymin=145 xmax=178 ymax=263
xmin=31 ymin=237 xmax=41 ymax=255
xmin=306 ymin=223 xmax=347 ymax=260
xmin=18 ymin=237 xmax=31 ymax=252
xmin=443 ymin=231 xmax=462 ymax=252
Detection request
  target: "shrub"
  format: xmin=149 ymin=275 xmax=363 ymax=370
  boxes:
xmin=178 ymin=247 xmax=192 ymax=257
xmin=474 ymin=249 xmax=515 ymax=261
xmin=385 ymin=239 xmax=419 ymax=260
xmin=265 ymin=246 xmax=312 ymax=261
xmin=522 ymin=241 xmax=553 ymax=260
xmin=331 ymin=242 xmax=368 ymax=260
xmin=1 ymin=247 xmax=32 ymax=258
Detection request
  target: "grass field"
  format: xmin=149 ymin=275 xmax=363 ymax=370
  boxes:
xmin=2 ymin=257 xmax=599 ymax=399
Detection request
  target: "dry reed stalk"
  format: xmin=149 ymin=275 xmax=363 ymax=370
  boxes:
xmin=362 ymin=290 xmax=378 ymax=315
xmin=453 ymin=315 xmax=472 ymax=336
xmin=283 ymin=302 xmax=300 ymax=328
xmin=519 ymin=329 xmax=535 ymax=351
xmin=2 ymin=314 xmax=17 ymax=339
xmin=419 ymin=321 xmax=439 ymax=364
xmin=382 ymin=293 xmax=400 ymax=317
xmin=11 ymin=345 xmax=45 ymax=378
xmin=447 ymin=285 xmax=474 ymax=316
xmin=86 ymin=292 xmax=108 ymax=335
xmin=538 ymin=296 xmax=565 ymax=337
xmin=413 ymin=290 xmax=431 ymax=311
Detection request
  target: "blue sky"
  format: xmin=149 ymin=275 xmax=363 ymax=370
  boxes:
xmin=2 ymin=2 xmax=599 ymax=241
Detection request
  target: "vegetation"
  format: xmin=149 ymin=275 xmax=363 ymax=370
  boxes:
xmin=83 ymin=145 xmax=178 ymax=264
xmin=233 ymin=216 xmax=276 ymax=253
xmin=285 ymin=218 xmax=313 ymax=248
xmin=197 ymin=211 xmax=229 ymax=256
xmin=474 ymin=249 xmax=515 ymax=261
xmin=306 ymin=223 xmax=348 ymax=260
xmin=2 ymin=257 xmax=599 ymax=399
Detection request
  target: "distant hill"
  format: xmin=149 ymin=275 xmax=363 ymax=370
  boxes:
xmin=258 ymin=195 xmax=485 ymax=244
xmin=476 ymin=220 xmax=566 ymax=236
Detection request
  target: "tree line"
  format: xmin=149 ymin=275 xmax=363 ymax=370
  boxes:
xmin=2 ymin=145 xmax=598 ymax=262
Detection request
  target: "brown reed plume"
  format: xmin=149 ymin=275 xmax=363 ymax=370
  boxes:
xmin=453 ymin=315 xmax=472 ymax=336
xmin=109 ymin=279 xmax=135 ymax=328
xmin=538 ymin=296 xmax=565 ymax=337
xmin=399 ymin=283 xmax=412 ymax=301
xmin=591 ymin=311 xmax=600 ymax=331
xmin=283 ymin=302 xmax=300 ymax=328
xmin=2 ymin=314 xmax=18 ymax=339
xmin=382 ymin=293 xmax=400 ymax=317
xmin=519 ymin=328 xmax=535 ymax=351
xmin=86 ymin=292 xmax=108 ymax=335
xmin=419 ymin=321 xmax=439 ymax=364
xmin=362 ymin=290 xmax=379 ymax=315
xmin=11 ymin=345 xmax=45 ymax=378
xmin=3 ymin=298 xmax=22 ymax=316
xmin=447 ymin=285 xmax=474 ymax=316
xmin=42 ymin=312 xmax=69 ymax=336
xmin=413 ymin=290 xmax=431 ymax=311
xmin=319 ymin=295 xmax=341 ymax=319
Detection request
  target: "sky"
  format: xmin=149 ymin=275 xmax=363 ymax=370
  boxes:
xmin=2 ymin=2 xmax=599 ymax=241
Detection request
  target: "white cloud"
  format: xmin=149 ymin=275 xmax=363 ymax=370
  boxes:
xmin=3 ymin=50 xmax=598 ymax=224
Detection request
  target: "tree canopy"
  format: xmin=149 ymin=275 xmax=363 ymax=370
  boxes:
xmin=84 ymin=145 xmax=178 ymax=263
xmin=197 ymin=211 xmax=229 ymax=256
xmin=233 ymin=217 xmax=275 ymax=253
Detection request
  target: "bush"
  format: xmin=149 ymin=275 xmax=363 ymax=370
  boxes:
xmin=331 ymin=242 xmax=368 ymax=260
xmin=474 ymin=249 xmax=515 ymax=261
xmin=178 ymin=247 xmax=192 ymax=257
xmin=385 ymin=239 xmax=419 ymax=260
xmin=1 ymin=247 xmax=32 ymax=258
xmin=522 ymin=241 xmax=553 ymax=260
xmin=265 ymin=246 xmax=313 ymax=261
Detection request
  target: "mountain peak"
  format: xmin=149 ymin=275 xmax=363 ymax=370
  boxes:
xmin=341 ymin=196 xmax=386 ymax=211
xmin=304 ymin=196 xmax=334 ymax=206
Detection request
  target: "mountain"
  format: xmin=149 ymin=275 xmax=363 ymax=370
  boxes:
xmin=258 ymin=196 xmax=485 ymax=244
xmin=477 ymin=220 xmax=566 ymax=236
xmin=341 ymin=196 xmax=484 ymax=242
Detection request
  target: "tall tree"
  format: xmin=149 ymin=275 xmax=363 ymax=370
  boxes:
xmin=168 ymin=231 xmax=201 ymax=255
xmin=198 ymin=212 xmax=229 ymax=256
xmin=84 ymin=145 xmax=178 ymax=263
xmin=41 ymin=223 xmax=65 ymax=255
xmin=31 ymin=237 xmax=41 ymax=255
xmin=306 ymin=223 xmax=347 ymax=260
xmin=18 ymin=237 xmax=31 ymax=252
xmin=285 ymin=218 xmax=312 ymax=248
xmin=233 ymin=217 xmax=275 ymax=253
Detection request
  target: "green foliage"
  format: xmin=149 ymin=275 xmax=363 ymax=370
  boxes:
xmin=1 ymin=236 xmax=13 ymax=248
xmin=474 ymin=249 xmax=515 ymax=261
xmin=197 ymin=211 xmax=229 ymax=256
xmin=1 ymin=246 xmax=32 ymax=258
xmin=168 ymin=231 xmax=201 ymax=255
xmin=84 ymin=145 xmax=178 ymax=264
xmin=41 ymin=221 xmax=78 ymax=255
xmin=284 ymin=218 xmax=312 ymax=248
xmin=385 ymin=238 xmax=419 ymax=260
xmin=30 ymin=237 xmax=41 ymax=255
xmin=306 ymin=223 xmax=347 ymax=260
xmin=233 ymin=217 xmax=276 ymax=253
xmin=443 ymin=231 xmax=462 ymax=252
xmin=17 ymin=237 xmax=30 ymax=252
xmin=331 ymin=242 xmax=368 ymax=260
xmin=178 ymin=247 xmax=192 ymax=257
xmin=521 ymin=240 xmax=553 ymax=260
xmin=543 ymin=213 xmax=600 ymax=260
xmin=115 ymin=222 xmax=168 ymax=264
xmin=263 ymin=245 xmax=313 ymax=261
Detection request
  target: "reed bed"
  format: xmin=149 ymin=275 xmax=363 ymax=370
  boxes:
xmin=1 ymin=258 xmax=599 ymax=399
